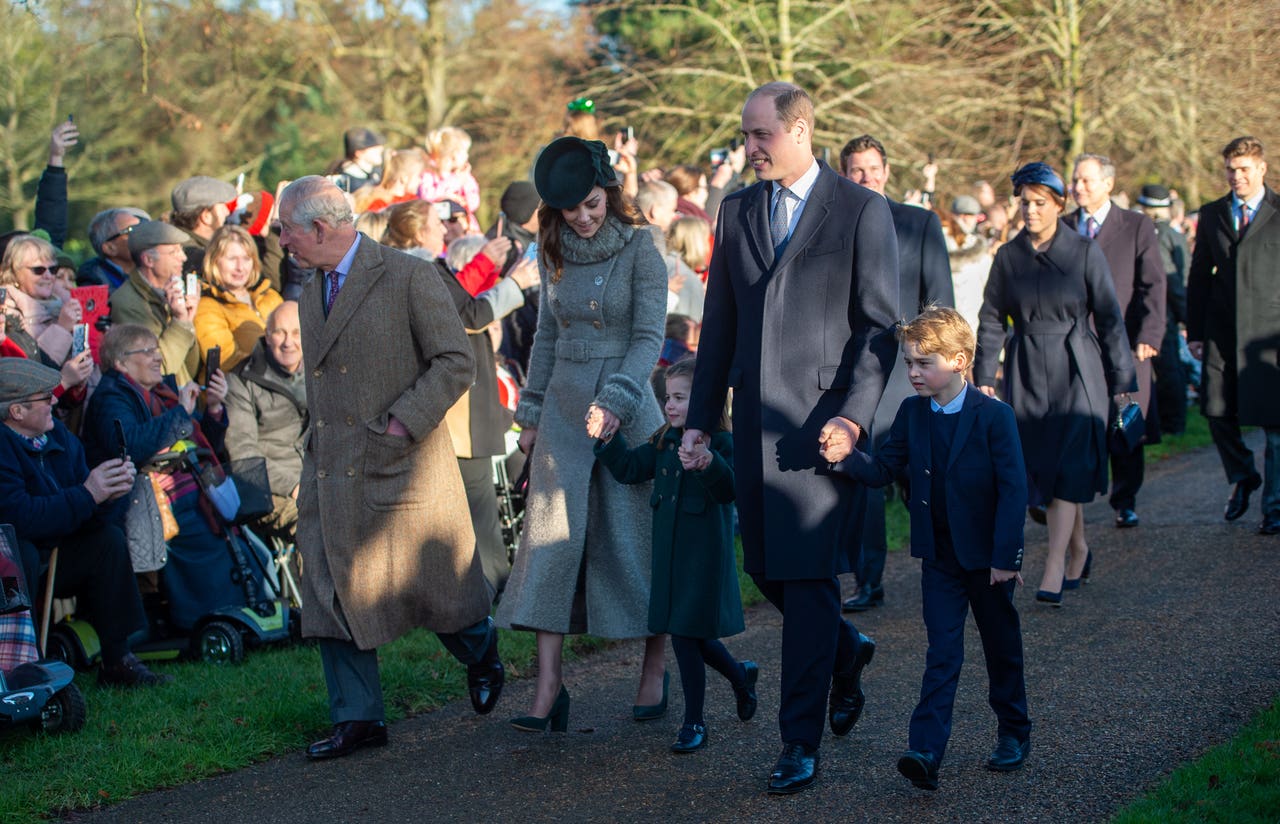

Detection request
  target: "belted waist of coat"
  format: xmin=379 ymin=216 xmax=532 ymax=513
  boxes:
xmin=1018 ymin=319 xmax=1078 ymax=335
xmin=555 ymin=338 xmax=630 ymax=363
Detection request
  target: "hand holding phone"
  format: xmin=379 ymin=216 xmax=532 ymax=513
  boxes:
xmin=72 ymin=323 xmax=89 ymax=357
xmin=185 ymin=273 xmax=200 ymax=299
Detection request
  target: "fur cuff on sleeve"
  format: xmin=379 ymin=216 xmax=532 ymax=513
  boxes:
xmin=593 ymin=373 xmax=647 ymax=427
xmin=514 ymin=393 xmax=542 ymax=429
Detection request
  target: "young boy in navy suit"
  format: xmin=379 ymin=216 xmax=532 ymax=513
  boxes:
xmin=833 ymin=306 xmax=1031 ymax=790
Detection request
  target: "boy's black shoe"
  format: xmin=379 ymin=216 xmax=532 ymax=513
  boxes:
xmin=987 ymin=735 xmax=1031 ymax=771
xmin=670 ymin=722 xmax=707 ymax=753
xmin=1225 ymin=474 xmax=1262 ymax=521
xmin=734 ymin=661 xmax=759 ymax=721
xmin=897 ymin=750 xmax=939 ymax=790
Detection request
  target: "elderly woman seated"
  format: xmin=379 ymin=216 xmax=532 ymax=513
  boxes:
xmin=82 ymin=323 xmax=271 ymax=631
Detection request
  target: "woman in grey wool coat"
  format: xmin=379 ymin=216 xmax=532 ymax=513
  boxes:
xmin=497 ymin=137 xmax=668 ymax=730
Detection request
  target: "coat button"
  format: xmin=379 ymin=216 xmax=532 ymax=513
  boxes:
xmin=317 ymin=470 xmax=327 ymax=479
xmin=588 ymin=300 xmax=599 ymax=310
xmin=346 ymin=416 xmax=354 ymax=426
xmin=346 ymin=468 xmax=355 ymax=477
xmin=313 ymin=368 xmax=323 ymax=378
xmin=592 ymin=320 xmax=602 ymax=329
xmin=594 ymin=275 xmax=604 ymax=286
xmin=339 ymin=365 xmax=348 ymax=374
xmin=922 ymin=499 xmax=929 ymax=507
xmin=316 ymin=420 xmax=326 ymax=428
xmin=661 ymin=468 xmax=668 ymax=475
xmin=924 ymin=469 xmax=931 ymax=476
xmin=553 ymin=298 xmax=561 ymax=308
xmin=561 ymin=320 xmax=570 ymax=329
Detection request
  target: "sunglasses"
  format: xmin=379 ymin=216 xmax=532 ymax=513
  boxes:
xmin=566 ymin=97 xmax=595 ymax=114
xmin=25 ymin=265 xmax=60 ymax=276
xmin=106 ymin=225 xmax=136 ymax=243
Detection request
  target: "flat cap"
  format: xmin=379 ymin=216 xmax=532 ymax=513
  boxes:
xmin=0 ymin=358 xmax=61 ymax=409
xmin=171 ymin=176 xmax=238 ymax=212
xmin=951 ymin=195 xmax=983 ymax=215
xmin=500 ymin=181 xmax=541 ymax=225
xmin=127 ymin=220 xmax=191 ymax=255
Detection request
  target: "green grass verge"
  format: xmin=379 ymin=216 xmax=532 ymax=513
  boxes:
xmin=0 ymin=628 xmax=606 ymax=821
xmin=1111 ymin=697 xmax=1280 ymax=824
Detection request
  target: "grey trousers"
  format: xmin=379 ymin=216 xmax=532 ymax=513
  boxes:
xmin=319 ymin=615 xmax=497 ymax=723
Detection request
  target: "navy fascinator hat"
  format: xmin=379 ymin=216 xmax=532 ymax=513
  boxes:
xmin=534 ymin=137 xmax=620 ymax=210
xmin=1010 ymin=162 xmax=1065 ymax=197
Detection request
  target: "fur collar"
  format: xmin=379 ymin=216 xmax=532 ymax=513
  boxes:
xmin=560 ymin=215 xmax=634 ymax=265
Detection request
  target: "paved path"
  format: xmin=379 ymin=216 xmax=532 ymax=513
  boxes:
xmin=71 ymin=434 xmax=1280 ymax=823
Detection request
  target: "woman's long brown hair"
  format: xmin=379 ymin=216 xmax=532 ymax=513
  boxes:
xmin=537 ymin=186 xmax=646 ymax=283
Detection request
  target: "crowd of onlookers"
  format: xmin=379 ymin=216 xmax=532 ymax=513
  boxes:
xmin=0 ymin=97 xmax=1209 ymax=688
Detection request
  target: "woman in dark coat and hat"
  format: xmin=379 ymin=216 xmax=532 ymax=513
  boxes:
xmin=974 ymin=162 xmax=1136 ymax=605
xmin=496 ymin=137 xmax=668 ymax=730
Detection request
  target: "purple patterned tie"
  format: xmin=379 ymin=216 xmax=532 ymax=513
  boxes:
xmin=324 ymin=270 xmax=340 ymax=315
xmin=1086 ymin=216 xmax=1099 ymax=239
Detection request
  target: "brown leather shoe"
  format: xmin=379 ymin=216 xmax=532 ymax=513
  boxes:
xmin=306 ymin=721 xmax=388 ymax=760
xmin=98 ymin=653 xmax=174 ymax=687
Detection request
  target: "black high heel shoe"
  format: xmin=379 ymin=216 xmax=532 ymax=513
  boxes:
xmin=633 ymin=672 xmax=669 ymax=721
xmin=510 ymin=685 xmax=571 ymax=732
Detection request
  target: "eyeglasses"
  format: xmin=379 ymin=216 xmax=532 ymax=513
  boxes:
xmin=24 ymin=265 xmax=59 ymax=276
xmin=105 ymin=224 xmax=136 ymax=243
xmin=19 ymin=393 xmax=55 ymax=406
xmin=122 ymin=345 xmax=161 ymax=358
xmin=566 ymin=97 xmax=595 ymax=114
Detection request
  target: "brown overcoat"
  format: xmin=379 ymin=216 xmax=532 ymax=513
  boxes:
xmin=297 ymin=235 xmax=488 ymax=649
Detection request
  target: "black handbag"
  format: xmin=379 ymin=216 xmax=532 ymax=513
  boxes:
xmin=1108 ymin=400 xmax=1146 ymax=455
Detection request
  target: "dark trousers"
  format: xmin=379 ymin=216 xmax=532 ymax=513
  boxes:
xmin=910 ymin=544 xmax=1030 ymax=762
xmin=1153 ymin=329 xmax=1187 ymax=435
xmin=1108 ymin=444 xmax=1145 ymax=512
xmin=319 ymin=614 xmax=497 ymax=723
xmin=458 ymin=457 xmax=508 ymax=599
xmin=751 ymin=575 xmax=861 ymax=750
xmin=18 ymin=524 xmax=146 ymax=663
xmin=1208 ymin=417 xmax=1280 ymax=518
xmin=856 ymin=486 xmax=890 ymax=590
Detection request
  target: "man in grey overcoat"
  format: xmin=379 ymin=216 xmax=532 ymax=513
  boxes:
xmin=279 ymin=177 xmax=505 ymax=760
xmin=1187 ymin=137 xmax=1280 ymax=535
xmin=684 ymin=82 xmax=899 ymax=794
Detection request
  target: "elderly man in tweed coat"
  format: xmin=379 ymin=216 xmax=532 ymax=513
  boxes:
xmin=279 ymin=177 xmax=505 ymax=760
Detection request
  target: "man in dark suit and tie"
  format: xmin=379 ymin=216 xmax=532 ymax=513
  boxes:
xmin=839 ymin=134 xmax=955 ymax=613
xmin=1066 ymin=154 xmax=1166 ymax=529
xmin=684 ymin=82 xmax=899 ymax=794
xmin=1187 ymin=136 xmax=1280 ymax=535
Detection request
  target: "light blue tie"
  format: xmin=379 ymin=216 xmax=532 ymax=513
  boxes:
xmin=770 ymin=185 xmax=792 ymax=250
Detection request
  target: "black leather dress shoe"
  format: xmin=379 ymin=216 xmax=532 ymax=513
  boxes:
xmin=841 ymin=585 xmax=885 ymax=613
xmin=1260 ymin=514 xmax=1280 ymax=535
xmin=767 ymin=743 xmax=819 ymax=794
xmin=468 ymin=660 xmax=505 ymax=715
xmin=829 ymin=633 xmax=875 ymax=736
xmin=1114 ymin=508 xmax=1139 ymax=528
xmin=897 ymin=750 xmax=939 ymax=790
xmin=987 ymin=734 xmax=1031 ymax=771
xmin=306 ymin=720 xmax=388 ymax=760
xmin=1225 ymin=475 xmax=1262 ymax=521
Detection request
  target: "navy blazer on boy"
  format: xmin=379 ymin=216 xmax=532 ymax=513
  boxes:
xmin=837 ymin=386 xmax=1028 ymax=572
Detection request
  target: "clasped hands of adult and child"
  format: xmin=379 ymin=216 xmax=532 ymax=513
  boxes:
xmin=684 ymin=419 xmax=1024 ymax=588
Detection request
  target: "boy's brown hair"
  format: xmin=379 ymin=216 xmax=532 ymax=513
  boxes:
xmin=897 ymin=305 xmax=976 ymax=363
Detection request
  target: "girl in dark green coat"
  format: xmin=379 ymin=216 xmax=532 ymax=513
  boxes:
xmin=594 ymin=358 xmax=758 ymax=754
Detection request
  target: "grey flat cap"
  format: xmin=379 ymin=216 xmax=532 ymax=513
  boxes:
xmin=171 ymin=176 xmax=237 ymax=212
xmin=0 ymin=359 xmax=62 ymax=408
xmin=127 ymin=220 xmax=191 ymax=255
